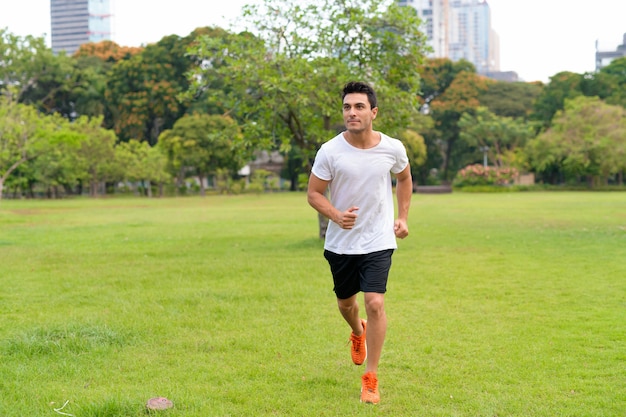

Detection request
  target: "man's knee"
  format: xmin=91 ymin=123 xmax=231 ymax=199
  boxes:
xmin=364 ymin=293 xmax=385 ymax=316
xmin=337 ymin=294 xmax=358 ymax=312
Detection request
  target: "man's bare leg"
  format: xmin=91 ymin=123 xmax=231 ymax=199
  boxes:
xmin=363 ymin=292 xmax=386 ymax=373
xmin=337 ymin=294 xmax=365 ymax=336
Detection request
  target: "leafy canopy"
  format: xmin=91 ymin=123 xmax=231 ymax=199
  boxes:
xmin=186 ymin=0 xmax=429 ymax=165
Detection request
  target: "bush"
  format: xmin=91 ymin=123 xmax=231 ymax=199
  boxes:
xmin=455 ymin=185 xmax=514 ymax=193
xmin=453 ymin=164 xmax=518 ymax=187
xmin=298 ymin=173 xmax=309 ymax=191
xmin=230 ymin=179 xmax=246 ymax=195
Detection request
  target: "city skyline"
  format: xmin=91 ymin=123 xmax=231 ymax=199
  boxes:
xmin=1 ymin=0 xmax=625 ymax=83
xmin=50 ymin=0 xmax=113 ymax=55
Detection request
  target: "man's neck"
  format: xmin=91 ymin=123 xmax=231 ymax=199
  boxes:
xmin=343 ymin=130 xmax=381 ymax=149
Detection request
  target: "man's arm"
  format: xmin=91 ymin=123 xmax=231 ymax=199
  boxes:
xmin=307 ymin=174 xmax=359 ymax=230
xmin=393 ymin=165 xmax=412 ymax=239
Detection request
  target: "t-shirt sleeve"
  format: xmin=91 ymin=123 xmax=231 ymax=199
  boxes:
xmin=391 ymin=140 xmax=410 ymax=174
xmin=311 ymin=146 xmax=333 ymax=181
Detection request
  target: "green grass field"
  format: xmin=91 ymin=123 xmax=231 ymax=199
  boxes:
xmin=0 ymin=192 xmax=624 ymax=416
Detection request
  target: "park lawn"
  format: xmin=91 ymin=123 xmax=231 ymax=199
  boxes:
xmin=0 ymin=192 xmax=624 ymax=416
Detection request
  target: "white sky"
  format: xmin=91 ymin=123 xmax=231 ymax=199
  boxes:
xmin=1 ymin=0 xmax=625 ymax=83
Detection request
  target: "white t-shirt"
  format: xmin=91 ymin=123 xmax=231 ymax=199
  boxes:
xmin=311 ymin=132 xmax=409 ymax=255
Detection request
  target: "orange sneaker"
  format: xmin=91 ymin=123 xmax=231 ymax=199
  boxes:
xmin=360 ymin=371 xmax=380 ymax=404
xmin=349 ymin=319 xmax=367 ymax=365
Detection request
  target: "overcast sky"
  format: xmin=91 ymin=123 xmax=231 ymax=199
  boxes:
xmin=1 ymin=0 xmax=625 ymax=83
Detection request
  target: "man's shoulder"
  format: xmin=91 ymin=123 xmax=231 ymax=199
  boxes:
xmin=380 ymin=132 xmax=400 ymax=143
xmin=320 ymin=132 xmax=345 ymax=149
xmin=379 ymin=133 xmax=405 ymax=149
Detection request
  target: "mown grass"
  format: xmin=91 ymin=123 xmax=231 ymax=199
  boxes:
xmin=0 ymin=192 xmax=624 ymax=416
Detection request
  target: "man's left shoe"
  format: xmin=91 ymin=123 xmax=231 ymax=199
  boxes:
xmin=349 ymin=319 xmax=367 ymax=365
xmin=360 ymin=371 xmax=380 ymax=404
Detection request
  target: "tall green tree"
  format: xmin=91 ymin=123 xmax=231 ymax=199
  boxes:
xmin=398 ymin=129 xmax=428 ymax=181
xmin=70 ymin=40 xmax=144 ymax=121
xmin=0 ymin=99 xmax=56 ymax=200
xmin=459 ymin=106 xmax=535 ymax=168
xmin=525 ymin=96 xmax=626 ymax=186
xmin=0 ymin=29 xmax=115 ymax=121
xmin=187 ymin=0 xmax=429 ymax=175
xmin=530 ymin=71 xmax=583 ymax=130
xmin=29 ymin=128 xmax=86 ymax=197
xmin=69 ymin=116 xmax=119 ymax=196
xmin=478 ymin=81 xmax=542 ymax=119
xmin=115 ymin=139 xmax=170 ymax=197
xmin=418 ymin=58 xmax=476 ymax=107
xmin=596 ymin=56 xmax=626 ymax=108
xmin=418 ymin=59 xmax=489 ymax=181
xmin=0 ymin=29 xmax=56 ymax=103
xmin=158 ymin=114 xmax=247 ymax=196
xmin=106 ymin=32 xmax=204 ymax=145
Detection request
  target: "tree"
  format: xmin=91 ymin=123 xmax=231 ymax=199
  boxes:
xmin=74 ymin=40 xmax=142 ymax=62
xmin=186 ymin=0 xmax=430 ymax=235
xmin=478 ymin=81 xmax=542 ymax=119
xmin=0 ymin=29 xmax=57 ymax=103
xmin=530 ymin=71 xmax=583 ymax=130
xmin=0 ymin=98 xmax=56 ymax=200
xmin=29 ymin=128 xmax=86 ymax=198
xmin=187 ymin=0 xmax=429 ymax=170
xmin=397 ymin=129 xmax=428 ymax=182
xmin=65 ymin=55 xmax=110 ymax=120
xmin=105 ymin=33 xmax=200 ymax=145
xmin=525 ymin=96 xmax=626 ymax=186
xmin=418 ymin=58 xmax=476 ymax=107
xmin=115 ymin=139 xmax=170 ymax=197
xmin=459 ymin=106 xmax=535 ymax=168
xmin=69 ymin=116 xmax=118 ymax=196
xmin=158 ymin=113 xmax=247 ymax=196
xmin=596 ymin=57 xmax=626 ymax=108
xmin=0 ymin=29 xmax=116 ymax=122
xmin=67 ymin=40 xmax=142 ymax=121
xmin=418 ymin=59 xmax=490 ymax=181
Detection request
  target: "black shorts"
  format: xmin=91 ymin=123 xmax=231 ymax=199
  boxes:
xmin=323 ymin=249 xmax=394 ymax=299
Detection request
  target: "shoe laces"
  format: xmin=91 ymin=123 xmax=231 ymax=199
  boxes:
xmin=362 ymin=373 xmax=378 ymax=392
xmin=349 ymin=331 xmax=364 ymax=349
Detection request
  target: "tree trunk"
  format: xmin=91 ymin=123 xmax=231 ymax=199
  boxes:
xmin=199 ymin=174 xmax=206 ymax=197
xmin=317 ymin=188 xmax=330 ymax=239
xmin=90 ymin=180 xmax=98 ymax=197
xmin=318 ymin=213 xmax=328 ymax=239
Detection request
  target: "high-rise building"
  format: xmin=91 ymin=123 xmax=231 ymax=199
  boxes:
xmin=398 ymin=0 xmax=450 ymax=58
xmin=50 ymin=0 xmax=112 ymax=55
xmin=595 ymin=33 xmax=626 ymax=71
xmin=399 ymin=0 xmax=499 ymax=75
xmin=489 ymin=28 xmax=500 ymax=72
xmin=448 ymin=0 xmax=493 ymax=74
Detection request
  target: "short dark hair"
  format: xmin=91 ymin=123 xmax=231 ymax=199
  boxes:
xmin=342 ymin=81 xmax=377 ymax=109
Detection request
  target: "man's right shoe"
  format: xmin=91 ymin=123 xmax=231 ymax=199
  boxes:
xmin=349 ymin=319 xmax=367 ymax=365
xmin=360 ymin=371 xmax=380 ymax=404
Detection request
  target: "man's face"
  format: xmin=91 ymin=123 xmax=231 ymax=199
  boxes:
xmin=343 ymin=93 xmax=378 ymax=133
